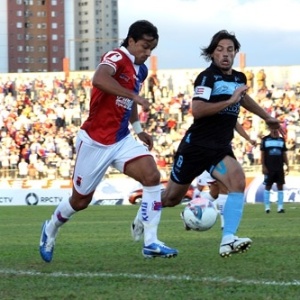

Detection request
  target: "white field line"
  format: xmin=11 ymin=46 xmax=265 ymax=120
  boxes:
xmin=1 ymin=269 xmax=300 ymax=286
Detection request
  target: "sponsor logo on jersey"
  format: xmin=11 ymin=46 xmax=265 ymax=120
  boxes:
xmin=195 ymin=86 xmax=205 ymax=95
xmin=116 ymin=96 xmax=133 ymax=110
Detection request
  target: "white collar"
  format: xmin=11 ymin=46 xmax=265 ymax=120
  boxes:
xmin=120 ymin=46 xmax=135 ymax=64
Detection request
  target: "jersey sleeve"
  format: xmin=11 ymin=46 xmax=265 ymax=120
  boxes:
xmin=192 ymin=70 xmax=215 ymax=101
xmin=100 ymin=50 xmax=124 ymax=73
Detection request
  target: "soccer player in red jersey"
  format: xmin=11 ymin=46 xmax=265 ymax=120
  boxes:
xmin=39 ymin=20 xmax=178 ymax=262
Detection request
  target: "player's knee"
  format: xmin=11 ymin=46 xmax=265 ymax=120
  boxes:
xmin=140 ymin=169 xmax=161 ymax=186
xmin=70 ymin=195 xmax=92 ymax=211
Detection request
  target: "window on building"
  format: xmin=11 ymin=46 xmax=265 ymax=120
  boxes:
xmin=52 ymin=34 xmax=58 ymax=40
xmin=16 ymin=22 xmax=22 ymax=28
xmin=16 ymin=11 xmax=22 ymax=16
xmin=37 ymin=35 xmax=47 ymax=40
xmin=16 ymin=0 xmax=22 ymax=4
xmin=38 ymin=58 xmax=48 ymax=63
xmin=51 ymin=11 xmax=57 ymax=17
xmin=25 ymin=46 xmax=34 ymax=52
xmin=38 ymin=46 xmax=47 ymax=52
xmin=51 ymin=0 xmax=57 ymax=5
xmin=52 ymin=45 xmax=58 ymax=52
xmin=25 ymin=22 xmax=34 ymax=29
xmin=37 ymin=23 xmax=47 ymax=29
xmin=51 ymin=23 xmax=57 ymax=29
xmin=17 ymin=46 xmax=23 ymax=51
xmin=25 ymin=34 xmax=34 ymax=40
xmin=37 ymin=11 xmax=47 ymax=17
xmin=52 ymin=57 xmax=58 ymax=63
xmin=24 ymin=10 xmax=33 ymax=17
xmin=17 ymin=34 xmax=23 ymax=40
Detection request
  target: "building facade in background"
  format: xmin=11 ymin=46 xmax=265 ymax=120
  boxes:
xmin=72 ymin=0 xmax=119 ymax=70
xmin=3 ymin=0 xmax=119 ymax=73
xmin=7 ymin=0 xmax=65 ymax=72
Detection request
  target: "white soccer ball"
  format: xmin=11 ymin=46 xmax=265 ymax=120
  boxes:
xmin=182 ymin=197 xmax=218 ymax=231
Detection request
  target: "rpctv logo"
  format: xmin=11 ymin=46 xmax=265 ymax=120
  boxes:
xmin=25 ymin=193 xmax=64 ymax=205
xmin=40 ymin=196 xmax=63 ymax=204
xmin=25 ymin=193 xmax=39 ymax=205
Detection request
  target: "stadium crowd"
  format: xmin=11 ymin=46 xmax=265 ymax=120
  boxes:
xmin=0 ymin=72 xmax=299 ymax=180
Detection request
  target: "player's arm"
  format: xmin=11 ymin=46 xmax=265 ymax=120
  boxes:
xmin=260 ymin=150 xmax=267 ymax=174
xmin=192 ymin=84 xmax=248 ymax=119
xmin=260 ymin=143 xmax=268 ymax=174
xmin=235 ymin=122 xmax=256 ymax=146
xmin=241 ymin=94 xmax=284 ymax=135
xmin=283 ymin=150 xmax=289 ymax=174
xmin=129 ymin=90 xmax=154 ymax=150
xmin=92 ymin=64 xmax=150 ymax=111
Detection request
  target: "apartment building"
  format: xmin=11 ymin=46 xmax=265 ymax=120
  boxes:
xmin=7 ymin=0 xmax=65 ymax=72
xmin=4 ymin=0 xmax=119 ymax=73
xmin=73 ymin=0 xmax=119 ymax=70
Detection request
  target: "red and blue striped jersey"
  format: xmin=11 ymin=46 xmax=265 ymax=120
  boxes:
xmin=81 ymin=47 xmax=148 ymax=145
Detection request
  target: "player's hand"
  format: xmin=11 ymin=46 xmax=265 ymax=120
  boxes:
xmin=262 ymin=165 xmax=268 ymax=175
xmin=249 ymin=139 xmax=257 ymax=147
xmin=133 ymin=95 xmax=151 ymax=111
xmin=285 ymin=165 xmax=289 ymax=175
xmin=265 ymin=117 xmax=285 ymax=137
xmin=137 ymin=132 xmax=154 ymax=150
xmin=230 ymin=85 xmax=249 ymax=104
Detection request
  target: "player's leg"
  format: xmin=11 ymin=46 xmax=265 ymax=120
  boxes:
xmin=212 ymin=156 xmax=252 ymax=257
xmin=120 ymin=137 xmax=178 ymax=258
xmin=263 ymin=173 xmax=273 ymax=213
xmin=39 ymin=131 xmax=109 ymax=262
xmin=277 ymin=183 xmax=285 ymax=213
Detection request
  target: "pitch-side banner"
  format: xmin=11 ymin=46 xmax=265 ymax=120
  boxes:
xmin=0 ymin=189 xmax=72 ymax=206
xmin=0 ymin=177 xmax=141 ymax=206
xmin=244 ymin=175 xmax=300 ymax=203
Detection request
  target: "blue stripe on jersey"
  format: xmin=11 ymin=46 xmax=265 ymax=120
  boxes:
xmin=135 ymin=64 xmax=148 ymax=93
xmin=211 ymin=80 xmax=244 ymax=96
xmin=116 ymin=63 xmax=148 ymax=142
xmin=265 ymin=140 xmax=284 ymax=148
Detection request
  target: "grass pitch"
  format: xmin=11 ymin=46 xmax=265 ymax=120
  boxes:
xmin=1 ymin=203 xmax=300 ymax=300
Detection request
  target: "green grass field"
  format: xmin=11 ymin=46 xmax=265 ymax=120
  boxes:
xmin=1 ymin=203 xmax=300 ymax=300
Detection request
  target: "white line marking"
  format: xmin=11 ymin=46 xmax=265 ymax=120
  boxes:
xmin=1 ymin=269 xmax=300 ymax=286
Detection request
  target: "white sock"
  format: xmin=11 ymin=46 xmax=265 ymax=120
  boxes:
xmin=215 ymin=194 xmax=227 ymax=229
xmin=192 ymin=188 xmax=202 ymax=198
xmin=46 ymin=200 xmax=76 ymax=238
xmin=140 ymin=185 xmax=162 ymax=246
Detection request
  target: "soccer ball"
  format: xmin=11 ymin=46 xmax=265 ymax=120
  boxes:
xmin=182 ymin=197 xmax=218 ymax=231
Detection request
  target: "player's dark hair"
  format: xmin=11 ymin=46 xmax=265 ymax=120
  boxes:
xmin=201 ymin=30 xmax=241 ymax=62
xmin=120 ymin=20 xmax=159 ymax=47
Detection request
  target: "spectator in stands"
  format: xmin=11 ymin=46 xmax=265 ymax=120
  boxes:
xmin=18 ymin=158 xmax=28 ymax=179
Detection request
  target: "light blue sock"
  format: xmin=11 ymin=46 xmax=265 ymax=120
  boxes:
xmin=222 ymin=192 xmax=244 ymax=238
xmin=277 ymin=190 xmax=284 ymax=210
xmin=264 ymin=190 xmax=270 ymax=210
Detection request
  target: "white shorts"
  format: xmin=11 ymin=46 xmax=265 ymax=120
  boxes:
xmin=197 ymin=170 xmax=216 ymax=186
xmin=73 ymin=129 xmax=151 ymax=195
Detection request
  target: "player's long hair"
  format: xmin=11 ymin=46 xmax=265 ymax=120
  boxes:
xmin=120 ymin=20 xmax=159 ymax=48
xmin=201 ymin=30 xmax=241 ymax=62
